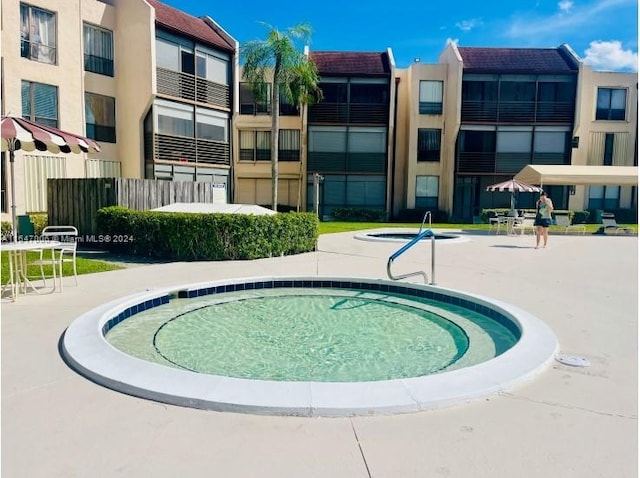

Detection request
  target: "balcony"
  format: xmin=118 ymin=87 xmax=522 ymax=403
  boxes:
xmin=308 ymin=103 xmax=388 ymax=124
xmin=461 ymin=100 xmax=574 ymax=123
xmin=457 ymin=152 xmax=495 ymax=173
xmin=154 ymin=134 xmax=230 ymax=165
xmin=157 ymin=67 xmax=230 ymax=109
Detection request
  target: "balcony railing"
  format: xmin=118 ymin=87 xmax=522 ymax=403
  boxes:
xmin=154 ymin=133 xmax=230 ymax=165
xmin=308 ymin=103 xmax=388 ymax=124
xmin=457 ymin=152 xmax=495 ymax=173
xmin=461 ymin=100 xmax=574 ymax=123
xmin=157 ymin=67 xmax=230 ymax=109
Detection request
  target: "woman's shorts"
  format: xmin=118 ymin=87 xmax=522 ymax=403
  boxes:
xmin=534 ymin=217 xmax=551 ymax=227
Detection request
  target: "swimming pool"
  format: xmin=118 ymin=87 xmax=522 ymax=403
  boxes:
xmin=354 ymin=231 xmax=469 ymax=243
xmin=62 ymin=276 xmax=558 ymax=416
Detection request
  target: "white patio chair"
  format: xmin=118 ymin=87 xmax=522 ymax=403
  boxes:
xmin=511 ymin=214 xmax=536 ymax=235
xmin=601 ymin=212 xmax=632 ymax=235
xmin=554 ymin=214 xmax=586 ymax=235
xmin=36 ymin=226 xmax=79 ymax=291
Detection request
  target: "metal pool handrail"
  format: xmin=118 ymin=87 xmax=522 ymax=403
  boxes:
xmin=387 ymin=212 xmax=436 ymax=285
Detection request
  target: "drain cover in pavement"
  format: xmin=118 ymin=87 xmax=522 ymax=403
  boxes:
xmin=556 ymin=355 xmax=590 ymax=367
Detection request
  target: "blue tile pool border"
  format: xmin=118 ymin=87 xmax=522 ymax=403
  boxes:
xmin=101 ymin=278 xmax=521 ymax=339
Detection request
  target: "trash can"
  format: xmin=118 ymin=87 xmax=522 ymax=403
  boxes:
xmin=592 ymin=209 xmax=603 ymax=224
xmin=17 ymin=215 xmax=34 ymax=237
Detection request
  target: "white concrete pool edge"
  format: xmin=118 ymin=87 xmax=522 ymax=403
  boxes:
xmin=61 ymin=276 xmax=559 ymax=417
xmin=353 ymin=228 xmax=471 ymax=244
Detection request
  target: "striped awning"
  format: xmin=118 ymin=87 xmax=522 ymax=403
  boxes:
xmin=1 ymin=116 xmax=100 ymax=154
xmin=486 ymin=179 xmax=541 ymax=193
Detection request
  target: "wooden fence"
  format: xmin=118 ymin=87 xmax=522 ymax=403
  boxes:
xmin=47 ymin=178 xmax=223 ymax=238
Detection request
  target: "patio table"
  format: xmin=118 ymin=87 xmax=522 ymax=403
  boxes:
xmin=1 ymin=240 xmax=61 ymax=301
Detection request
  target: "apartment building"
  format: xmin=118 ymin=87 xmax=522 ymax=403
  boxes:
xmin=233 ymin=67 xmax=306 ymax=208
xmin=1 ymin=0 xmax=236 ymax=221
xmin=397 ymin=43 xmax=637 ymax=221
xmin=305 ymin=51 xmax=397 ymax=218
xmin=2 ymin=0 xmax=636 ymax=223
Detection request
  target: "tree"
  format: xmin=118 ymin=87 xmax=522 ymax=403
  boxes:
xmin=241 ymin=23 xmax=322 ymax=211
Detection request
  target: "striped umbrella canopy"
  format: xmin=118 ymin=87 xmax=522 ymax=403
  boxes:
xmin=1 ymin=116 xmax=100 ymax=154
xmin=1 ymin=116 xmax=100 ymax=241
xmin=486 ymin=178 xmax=541 ymax=213
xmin=486 ymin=178 xmax=541 ymax=193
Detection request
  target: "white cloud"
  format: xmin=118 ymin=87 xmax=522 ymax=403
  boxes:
xmin=583 ymin=40 xmax=638 ymax=71
xmin=558 ymin=0 xmax=574 ymax=12
xmin=455 ymin=18 xmax=483 ymax=32
xmin=506 ymin=0 xmax=634 ymax=38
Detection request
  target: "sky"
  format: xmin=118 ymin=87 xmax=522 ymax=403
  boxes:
xmin=165 ymin=0 xmax=638 ymax=71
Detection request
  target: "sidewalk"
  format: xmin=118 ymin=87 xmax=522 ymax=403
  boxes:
xmin=2 ymin=230 xmax=637 ymax=477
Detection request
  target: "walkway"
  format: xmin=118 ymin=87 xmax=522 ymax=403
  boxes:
xmin=2 ymin=230 xmax=637 ymax=477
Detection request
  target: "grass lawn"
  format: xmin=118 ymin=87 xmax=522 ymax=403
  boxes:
xmin=1 ymin=220 xmax=635 ymax=283
xmin=1 ymin=250 xmax=124 ymax=285
xmin=318 ymin=221 xmax=638 ymax=235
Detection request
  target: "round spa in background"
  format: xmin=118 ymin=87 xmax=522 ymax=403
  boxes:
xmin=62 ymin=276 xmax=558 ymax=417
xmin=354 ymin=230 xmax=469 ymax=243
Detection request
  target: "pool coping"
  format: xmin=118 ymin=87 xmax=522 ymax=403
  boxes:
xmin=353 ymin=229 xmax=471 ymax=244
xmin=61 ymin=276 xmax=559 ymax=417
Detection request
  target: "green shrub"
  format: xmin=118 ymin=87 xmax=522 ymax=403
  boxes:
xmin=330 ymin=208 xmax=386 ymax=222
xmin=29 ymin=213 xmax=48 ymax=236
xmin=1 ymin=221 xmax=12 ymax=241
xmin=571 ymin=210 xmax=590 ymax=224
xmin=96 ymin=207 xmax=318 ymax=261
xmin=395 ymin=208 xmax=449 ymax=223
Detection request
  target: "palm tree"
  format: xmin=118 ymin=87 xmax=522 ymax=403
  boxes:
xmin=241 ymin=23 xmax=322 ymax=211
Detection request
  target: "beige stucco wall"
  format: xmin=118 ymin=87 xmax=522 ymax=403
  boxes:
xmin=114 ymin=0 xmax=155 ymax=178
xmin=570 ymin=65 xmax=637 ymax=210
xmin=2 ymin=0 xmax=90 ymax=218
xmin=395 ymin=42 xmax=462 ymax=216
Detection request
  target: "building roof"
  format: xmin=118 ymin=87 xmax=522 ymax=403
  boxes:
xmin=309 ymin=51 xmax=391 ymax=76
xmin=148 ymin=0 xmax=234 ymax=52
xmin=457 ymin=47 xmax=579 ymax=74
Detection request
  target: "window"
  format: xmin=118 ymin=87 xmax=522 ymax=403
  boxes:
xmin=417 ymin=129 xmax=441 ymax=161
xmin=84 ymin=23 xmax=114 ymax=76
xmin=419 ymin=81 xmax=443 ymax=114
xmin=596 ymin=88 xmax=627 ymax=120
xmin=279 ymin=129 xmax=300 ymax=161
xmin=239 ymin=83 xmax=271 ymax=115
xmin=196 ymin=51 xmax=229 ymax=84
xmin=21 ymin=81 xmax=58 ymax=127
xmin=416 ymin=176 xmax=439 ymax=208
xmin=155 ymin=35 xmax=195 ymax=75
xmin=196 ymin=108 xmax=227 ymax=142
xmin=320 ymin=83 xmax=348 ymax=103
xmin=239 ymin=131 xmax=271 ymax=161
xmin=85 ymin=93 xmax=116 ymax=142
xmin=588 ymin=185 xmax=619 ymax=209
xmin=279 ymin=92 xmax=299 ymax=116
xmin=603 ymin=133 xmax=614 ymax=166
xmin=156 ymin=101 xmax=193 ymax=137
xmin=20 ymin=3 xmax=56 ymax=64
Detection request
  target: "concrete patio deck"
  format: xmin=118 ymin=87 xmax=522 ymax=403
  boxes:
xmin=2 ymin=230 xmax=637 ymax=477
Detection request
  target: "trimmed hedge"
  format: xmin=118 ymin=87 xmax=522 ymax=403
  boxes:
xmin=330 ymin=208 xmax=387 ymax=222
xmin=96 ymin=206 xmax=318 ymax=261
xmin=395 ymin=208 xmax=449 ymax=223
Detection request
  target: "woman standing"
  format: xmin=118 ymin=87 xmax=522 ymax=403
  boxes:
xmin=534 ymin=191 xmax=554 ymax=249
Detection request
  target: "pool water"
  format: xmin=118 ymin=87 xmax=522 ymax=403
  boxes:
xmin=106 ymin=288 xmax=518 ymax=382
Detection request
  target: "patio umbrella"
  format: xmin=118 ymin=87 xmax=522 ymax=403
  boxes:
xmin=486 ymin=178 xmax=541 ymax=213
xmin=1 ymin=116 xmax=100 ymax=241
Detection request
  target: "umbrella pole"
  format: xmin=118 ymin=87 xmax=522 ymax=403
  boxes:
xmin=9 ymin=148 xmax=17 ymax=242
